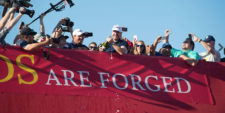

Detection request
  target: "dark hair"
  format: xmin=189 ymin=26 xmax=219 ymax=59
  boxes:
xmin=184 ymin=38 xmax=195 ymax=50
xmin=89 ymin=42 xmax=97 ymax=47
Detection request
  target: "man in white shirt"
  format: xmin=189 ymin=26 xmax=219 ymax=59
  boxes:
xmin=191 ymin=34 xmax=220 ymax=62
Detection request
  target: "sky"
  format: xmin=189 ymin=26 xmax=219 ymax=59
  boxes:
xmin=1 ymin=0 xmax=225 ymax=57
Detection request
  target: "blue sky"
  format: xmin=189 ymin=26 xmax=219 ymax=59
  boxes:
xmin=1 ymin=0 xmax=225 ymax=57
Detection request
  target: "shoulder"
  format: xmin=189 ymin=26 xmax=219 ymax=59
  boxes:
xmin=214 ymin=49 xmax=221 ymax=56
xmin=188 ymin=50 xmax=199 ymax=55
xmin=117 ymin=39 xmax=128 ymax=47
xmin=63 ymin=42 xmax=72 ymax=49
xmin=15 ymin=39 xmax=28 ymax=48
xmin=120 ymin=39 xmax=128 ymax=45
xmin=171 ymin=48 xmax=183 ymax=55
xmin=79 ymin=44 xmax=89 ymax=50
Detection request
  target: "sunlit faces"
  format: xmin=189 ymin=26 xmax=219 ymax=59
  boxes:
xmin=112 ymin=30 xmax=122 ymax=41
xmin=182 ymin=42 xmax=193 ymax=51
xmin=24 ymin=35 xmax=34 ymax=43
xmin=73 ymin=35 xmax=84 ymax=44
xmin=89 ymin=43 xmax=97 ymax=51
xmin=136 ymin=41 xmax=145 ymax=54
xmin=59 ymin=37 xmax=66 ymax=48
xmin=159 ymin=48 xmax=171 ymax=57
xmin=206 ymin=41 xmax=215 ymax=48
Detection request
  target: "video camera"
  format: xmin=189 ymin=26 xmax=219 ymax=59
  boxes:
xmin=0 ymin=0 xmax=32 ymax=7
xmin=0 ymin=0 xmax=35 ymax=18
xmin=59 ymin=17 xmax=74 ymax=32
xmin=16 ymin=0 xmax=34 ymax=18
xmin=121 ymin=27 xmax=128 ymax=32
xmin=17 ymin=0 xmax=32 ymax=8
xmin=66 ymin=0 xmax=74 ymax=7
xmin=45 ymin=34 xmax=68 ymax=44
xmin=62 ymin=17 xmax=74 ymax=27
xmin=83 ymin=32 xmax=93 ymax=38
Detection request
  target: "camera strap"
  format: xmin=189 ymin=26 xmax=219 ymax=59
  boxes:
xmin=43 ymin=48 xmax=50 ymax=60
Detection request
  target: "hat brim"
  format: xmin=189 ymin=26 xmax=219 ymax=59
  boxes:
xmin=163 ymin=45 xmax=172 ymax=49
xmin=203 ymin=38 xmax=214 ymax=42
xmin=30 ymin=32 xmax=37 ymax=36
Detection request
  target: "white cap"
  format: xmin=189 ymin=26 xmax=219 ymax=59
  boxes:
xmin=73 ymin=29 xmax=83 ymax=36
xmin=112 ymin=25 xmax=122 ymax=32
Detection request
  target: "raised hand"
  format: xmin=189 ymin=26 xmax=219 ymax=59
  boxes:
xmin=164 ymin=29 xmax=171 ymax=37
xmin=106 ymin=36 xmax=113 ymax=44
xmin=133 ymin=35 xmax=138 ymax=45
xmin=155 ymin=36 xmax=162 ymax=44
xmin=189 ymin=33 xmax=200 ymax=42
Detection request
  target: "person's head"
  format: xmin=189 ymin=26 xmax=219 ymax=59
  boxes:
xmin=112 ymin=25 xmax=122 ymax=42
xmin=161 ymin=43 xmax=172 ymax=57
xmin=136 ymin=40 xmax=146 ymax=55
xmin=20 ymin=27 xmax=37 ymax=43
xmin=224 ymin=48 xmax=225 ymax=55
xmin=88 ymin=42 xmax=97 ymax=51
xmin=72 ymin=29 xmax=85 ymax=45
xmin=204 ymin=35 xmax=215 ymax=48
xmin=52 ymin=26 xmax=63 ymax=38
xmin=182 ymin=37 xmax=195 ymax=51
xmin=58 ymin=35 xmax=68 ymax=48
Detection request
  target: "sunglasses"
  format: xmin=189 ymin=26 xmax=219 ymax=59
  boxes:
xmin=89 ymin=46 xmax=97 ymax=49
xmin=136 ymin=44 xmax=144 ymax=48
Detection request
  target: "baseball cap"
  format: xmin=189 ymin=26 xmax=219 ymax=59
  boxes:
xmin=20 ymin=27 xmax=37 ymax=36
xmin=112 ymin=25 xmax=122 ymax=32
xmin=162 ymin=43 xmax=172 ymax=49
xmin=204 ymin=35 xmax=215 ymax=42
xmin=73 ymin=29 xmax=83 ymax=36
xmin=59 ymin=35 xmax=69 ymax=39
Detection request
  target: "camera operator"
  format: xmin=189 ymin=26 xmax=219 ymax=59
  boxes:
xmin=0 ymin=6 xmax=26 ymax=45
xmin=64 ymin=29 xmax=89 ymax=50
xmin=15 ymin=27 xmax=51 ymax=51
xmin=104 ymin=25 xmax=128 ymax=55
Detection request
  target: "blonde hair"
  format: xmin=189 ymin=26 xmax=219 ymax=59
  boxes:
xmin=133 ymin=40 xmax=146 ymax=55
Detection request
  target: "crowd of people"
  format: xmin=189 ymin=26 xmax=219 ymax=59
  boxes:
xmin=0 ymin=5 xmax=224 ymax=67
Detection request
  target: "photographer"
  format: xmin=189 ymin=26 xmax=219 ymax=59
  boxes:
xmin=15 ymin=27 xmax=51 ymax=51
xmin=104 ymin=25 xmax=128 ymax=55
xmin=64 ymin=29 xmax=89 ymax=50
xmin=0 ymin=6 xmax=26 ymax=45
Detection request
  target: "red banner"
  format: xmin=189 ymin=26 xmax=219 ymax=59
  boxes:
xmin=0 ymin=46 xmax=213 ymax=104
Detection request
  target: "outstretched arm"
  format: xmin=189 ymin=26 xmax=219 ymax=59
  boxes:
xmin=5 ymin=7 xmax=25 ymax=31
xmin=107 ymin=37 xmax=127 ymax=55
xmin=191 ymin=33 xmax=215 ymax=55
xmin=152 ymin=36 xmax=162 ymax=56
xmin=24 ymin=37 xmax=51 ymax=51
xmin=40 ymin=14 xmax=46 ymax=35
xmin=0 ymin=7 xmax=16 ymax=30
xmin=163 ymin=29 xmax=170 ymax=43
xmin=179 ymin=54 xmax=198 ymax=66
